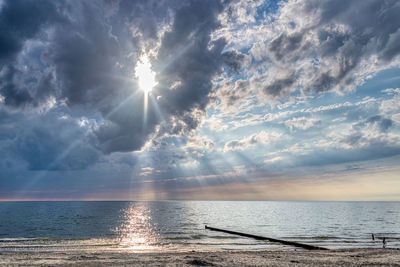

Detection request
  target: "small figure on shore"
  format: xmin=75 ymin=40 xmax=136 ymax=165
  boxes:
xmin=383 ymin=237 xmax=386 ymax=248
xmin=371 ymin=233 xmax=375 ymax=241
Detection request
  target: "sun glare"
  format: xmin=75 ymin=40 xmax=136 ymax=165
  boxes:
xmin=135 ymin=56 xmax=157 ymax=93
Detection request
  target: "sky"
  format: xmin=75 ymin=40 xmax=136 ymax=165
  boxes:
xmin=1 ymin=0 xmax=400 ymax=201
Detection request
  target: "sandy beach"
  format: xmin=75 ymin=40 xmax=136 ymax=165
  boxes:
xmin=1 ymin=249 xmax=399 ymax=266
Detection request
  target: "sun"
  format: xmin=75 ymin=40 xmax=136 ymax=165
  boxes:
xmin=135 ymin=56 xmax=157 ymax=93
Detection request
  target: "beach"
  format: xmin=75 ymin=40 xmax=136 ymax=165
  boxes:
xmin=1 ymin=201 xmax=400 ymax=265
xmin=1 ymin=249 xmax=399 ymax=266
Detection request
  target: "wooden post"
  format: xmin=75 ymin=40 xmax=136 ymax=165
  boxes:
xmin=205 ymin=225 xmax=328 ymax=250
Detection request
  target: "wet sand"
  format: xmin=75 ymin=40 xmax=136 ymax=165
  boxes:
xmin=1 ymin=248 xmax=399 ymax=266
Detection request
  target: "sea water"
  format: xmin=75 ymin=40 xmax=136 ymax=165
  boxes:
xmin=0 ymin=201 xmax=399 ymax=252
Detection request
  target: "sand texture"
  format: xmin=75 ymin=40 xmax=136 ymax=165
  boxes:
xmin=1 ymin=248 xmax=399 ymax=266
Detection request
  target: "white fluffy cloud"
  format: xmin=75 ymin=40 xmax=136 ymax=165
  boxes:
xmin=284 ymin=116 xmax=321 ymax=131
xmin=217 ymin=0 xmax=400 ymax=105
xmin=224 ymin=131 xmax=282 ymax=151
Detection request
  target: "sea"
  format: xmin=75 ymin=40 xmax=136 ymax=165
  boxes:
xmin=0 ymin=201 xmax=399 ymax=253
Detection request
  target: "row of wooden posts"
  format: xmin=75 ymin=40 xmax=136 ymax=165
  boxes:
xmin=205 ymin=225 xmax=328 ymax=250
xmin=205 ymin=226 xmax=391 ymax=250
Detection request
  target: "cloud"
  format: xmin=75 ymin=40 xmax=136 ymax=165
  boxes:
xmin=1 ymin=0 xmax=400 ymax=200
xmin=0 ymin=0 xmax=63 ymax=110
xmin=185 ymin=135 xmax=215 ymax=151
xmin=261 ymin=70 xmax=296 ymax=98
xmin=221 ymin=49 xmax=245 ymax=73
xmin=0 ymin=0 xmax=232 ymax=156
xmin=273 ymin=0 xmax=400 ymax=95
xmin=221 ymin=0 xmax=400 ymax=101
xmin=365 ymin=115 xmax=393 ymax=133
xmin=214 ymin=85 xmax=400 ymax=171
xmin=93 ymin=0 xmax=230 ymax=153
xmin=284 ymin=116 xmax=321 ymax=131
xmin=4 ymin=0 xmax=399 ymax=161
xmin=380 ymin=88 xmax=400 ymax=114
xmin=0 ymin=109 xmax=99 ymax=170
xmin=216 ymin=79 xmax=251 ymax=107
xmin=155 ymin=0 xmax=228 ymax=117
xmin=0 ymin=0 xmax=61 ymax=62
xmin=224 ymin=131 xmax=282 ymax=151
xmin=139 ymin=167 xmax=154 ymax=176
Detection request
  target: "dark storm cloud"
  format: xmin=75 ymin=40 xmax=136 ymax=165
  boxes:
xmin=94 ymin=0 xmax=231 ymax=152
xmin=50 ymin=7 xmax=121 ymax=107
xmin=39 ymin=0 xmax=163 ymax=153
xmin=156 ymin=0 xmax=228 ymax=118
xmin=0 ymin=0 xmax=61 ymax=62
xmin=0 ymin=0 xmax=63 ymax=109
xmin=115 ymin=0 xmax=182 ymax=41
xmin=0 ymin=65 xmax=34 ymax=108
xmin=0 ymin=110 xmax=99 ymax=171
xmin=15 ymin=125 xmax=98 ymax=171
xmin=0 ymin=0 xmax=231 ymax=170
xmin=0 ymin=64 xmax=56 ymax=109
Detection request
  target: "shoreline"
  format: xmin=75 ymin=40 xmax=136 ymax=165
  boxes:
xmin=1 ymin=248 xmax=399 ymax=266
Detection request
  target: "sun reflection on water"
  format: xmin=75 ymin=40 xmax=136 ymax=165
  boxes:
xmin=114 ymin=203 xmax=164 ymax=251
